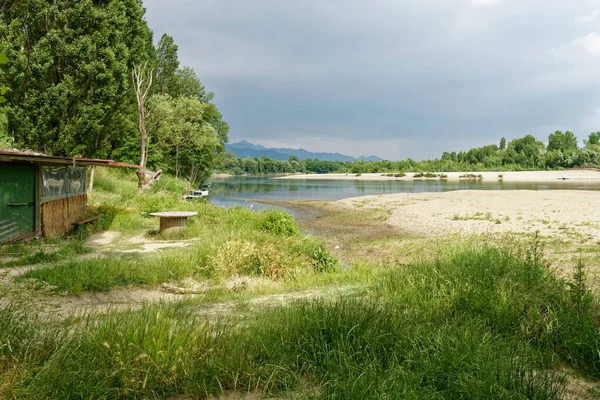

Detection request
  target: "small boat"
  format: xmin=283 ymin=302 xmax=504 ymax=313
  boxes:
xmin=182 ymin=189 xmax=209 ymax=200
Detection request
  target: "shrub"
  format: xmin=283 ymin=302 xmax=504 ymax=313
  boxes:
xmin=148 ymin=174 xmax=189 ymax=195
xmin=259 ymin=210 xmax=300 ymax=236
xmin=311 ymin=247 xmax=337 ymax=272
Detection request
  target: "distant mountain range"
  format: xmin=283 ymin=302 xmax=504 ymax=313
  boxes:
xmin=225 ymin=140 xmax=382 ymax=162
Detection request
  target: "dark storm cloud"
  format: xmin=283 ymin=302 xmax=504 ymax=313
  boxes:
xmin=143 ymin=0 xmax=600 ymax=159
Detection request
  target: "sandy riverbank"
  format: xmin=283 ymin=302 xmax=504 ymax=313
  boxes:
xmin=334 ymin=190 xmax=600 ymax=241
xmin=274 ymin=170 xmax=600 ymax=182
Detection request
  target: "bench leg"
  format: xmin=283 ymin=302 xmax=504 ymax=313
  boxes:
xmin=159 ymin=217 xmax=188 ymax=233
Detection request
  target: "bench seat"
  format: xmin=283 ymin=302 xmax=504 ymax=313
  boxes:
xmin=71 ymin=215 xmax=101 ymax=227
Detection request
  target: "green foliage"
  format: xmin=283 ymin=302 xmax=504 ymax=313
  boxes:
xmin=373 ymin=241 xmax=600 ymax=376
xmin=259 ymin=210 xmax=300 ymax=236
xmin=19 ymin=168 xmax=330 ymax=293
xmin=154 ymin=34 xmax=179 ymax=95
xmin=1 ymin=0 xmax=154 ymax=157
xmin=145 ymin=94 xmax=221 ymax=182
xmin=8 ymin=241 xmax=600 ymax=398
xmin=0 ymin=51 xmax=11 ymax=147
xmin=548 ymin=130 xmax=578 ymax=153
xmin=414 ymin=171 xmax=439 ymax=178
xmin=224 ymin=131 xmax=600 ymax=175
xmin=0 ymin=51 xmax=9 ymax=106
xmin=1 ymin=2 xmax=228 ymax=179
xmin=147 ymin=174 xmax=189 ymax=195
xmin=311 ymin=247 xmax=337 ymax=272
xmin=171 ymin=66 xmax=212 ymax=101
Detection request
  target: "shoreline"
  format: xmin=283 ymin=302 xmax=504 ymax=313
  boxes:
xmin=271 ymin=170 xmax=600 ymax=183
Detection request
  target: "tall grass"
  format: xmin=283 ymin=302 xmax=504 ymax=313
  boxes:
xmin=3 ymin=242 xmax=598 ymax=398
xmin=371 ymin=239 xmax=600 ymax=376
xmin=18 ymin=168 xmax=336 ymax=294
xmin=3 ymin=300 xmax=565 ymax=399
xmin=19 ymin=220 xmax=334 ymax=294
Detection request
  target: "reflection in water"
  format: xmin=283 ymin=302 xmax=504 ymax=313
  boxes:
xmin=208 ymin=176 xmax=600 ymax=210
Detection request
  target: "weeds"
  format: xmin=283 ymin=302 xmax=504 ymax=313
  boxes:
xmin=1 ymin=239 xmax=88 ymax=268
xmin=459 ymin=173 xmax=483 ymax=180
xmin=413 ymin=172 xmax=440 ymax=178
xmin=2 ymin=168 xmax=599 ymax=398
xmin=8 ymin=238 xmax=598 ymax=398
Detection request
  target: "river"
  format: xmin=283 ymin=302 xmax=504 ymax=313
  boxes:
xmin=208 ymin=176 xmax=600 ymax=211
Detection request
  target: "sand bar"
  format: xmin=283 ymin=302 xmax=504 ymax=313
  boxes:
xmin=274 ymin=170 xmax=600 ymax=182
xmin=335 ymin=190 xmax=600 ymax=240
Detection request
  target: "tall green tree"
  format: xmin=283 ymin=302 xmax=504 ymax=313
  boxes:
xmin=154 ymin=33 xmax=179 ymax=95
xmin=584 ymin=132 xmax=600 ymax=149
xmin=547 ymin=130 xmax=578 ymax=153
xmin=145 ymin=94 xmax=221 ymax=184
xmin=1 ymin=0 xmax=154 ymax=157
xmin=171 ymin=66 xmax=211 ymax=100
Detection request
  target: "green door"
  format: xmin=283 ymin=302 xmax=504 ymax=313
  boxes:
xmin=0 ymin=164 xmax=36 ymax=238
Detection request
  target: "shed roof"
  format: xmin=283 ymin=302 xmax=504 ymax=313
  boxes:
xmin=0 ymin=150 xmax=139 ymax=168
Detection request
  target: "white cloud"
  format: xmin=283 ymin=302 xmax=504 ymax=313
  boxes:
xmin=575 ymin=10 xmax=598 ymax=23
xmin=470 ymin=0 xmax=501 ymax=5
xmin=572 ymin=32 xmax=600 ymax=57
xmin=548 ymin=32 xmax=600 ymax=61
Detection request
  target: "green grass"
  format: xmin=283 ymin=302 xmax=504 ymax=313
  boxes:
xmin=4 ymin=241 xmax=599 ymax=398
xmin=2 ymin=168 xmax=599 ymax=398
xmin=18 ymin=225 xmax=334 ymax=295
xmin=371 ymin=240 xmax=600 ymax=377
xmin=0 ymin=239 xmax=88 ymax=268
xmin=18 ymin=169 xmax=336 ymax=294
xmin=413 ymin=172 xmax=440 ymax=178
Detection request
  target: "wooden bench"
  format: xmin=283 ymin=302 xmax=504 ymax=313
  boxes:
xmin=6 ymin=231 xmax=42 ymax=244
xmin=0 ymin=217 xmax=41 ymax=245
xmin=71 ymin=215 xmax=102 ymax=227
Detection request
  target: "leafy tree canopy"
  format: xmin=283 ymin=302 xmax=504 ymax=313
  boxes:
xmin=1 ymin=0 xmax=154 ymax=157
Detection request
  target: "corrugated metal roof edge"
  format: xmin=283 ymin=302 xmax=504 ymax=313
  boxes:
xmin=0 ymin=150 xmax=139 ymax=168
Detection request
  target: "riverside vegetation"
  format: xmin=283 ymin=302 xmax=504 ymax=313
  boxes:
xmin=1 ymin=168 xmax=599 ymax=399
xmin=220 ymin=131 xmax=600 ymax=176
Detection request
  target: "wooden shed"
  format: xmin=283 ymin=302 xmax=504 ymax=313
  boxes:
xmin=0 ymin=150 xmax=137 ymax=242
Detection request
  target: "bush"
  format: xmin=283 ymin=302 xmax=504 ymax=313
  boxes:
xmin=311 ymin=247 xmax=337 ymax=272
xmin=259 ymin=210 xmax=300 ymax=236
xmin=147 ymin=174 xmax=189 ymax=195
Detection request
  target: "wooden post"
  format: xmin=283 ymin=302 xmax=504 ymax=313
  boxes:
xmin=88 ymin=165 xmax=95 ymax=197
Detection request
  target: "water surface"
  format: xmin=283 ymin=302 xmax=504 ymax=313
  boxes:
xmin=209 ymin=176 xmax=600 ymax=210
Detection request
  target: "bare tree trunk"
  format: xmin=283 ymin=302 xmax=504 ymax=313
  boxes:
xmin=88 ymin=165 xmax=95 ymax=197
xmin=175 ymin=143 xmax=180 ymax=179
xmin=189 ymin=166 xmax=198 ymax=187
xmin=132 ymin=62 xmax=153 ymax=191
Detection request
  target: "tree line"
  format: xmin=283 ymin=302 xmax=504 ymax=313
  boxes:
xmin=221 ymin=131 xmax=600 ymax=175
xmin=0 ymin=0 xmax=228 ymax=186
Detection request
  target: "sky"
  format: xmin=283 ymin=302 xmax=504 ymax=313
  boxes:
xmin=143 ymin=0 xmax=600 ymax=160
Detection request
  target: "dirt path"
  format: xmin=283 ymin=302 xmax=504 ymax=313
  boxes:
xmin=3 ymin=280 xmax=357 ymax=320
xmin=86 ymin=231 xmax=195 ymax=253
